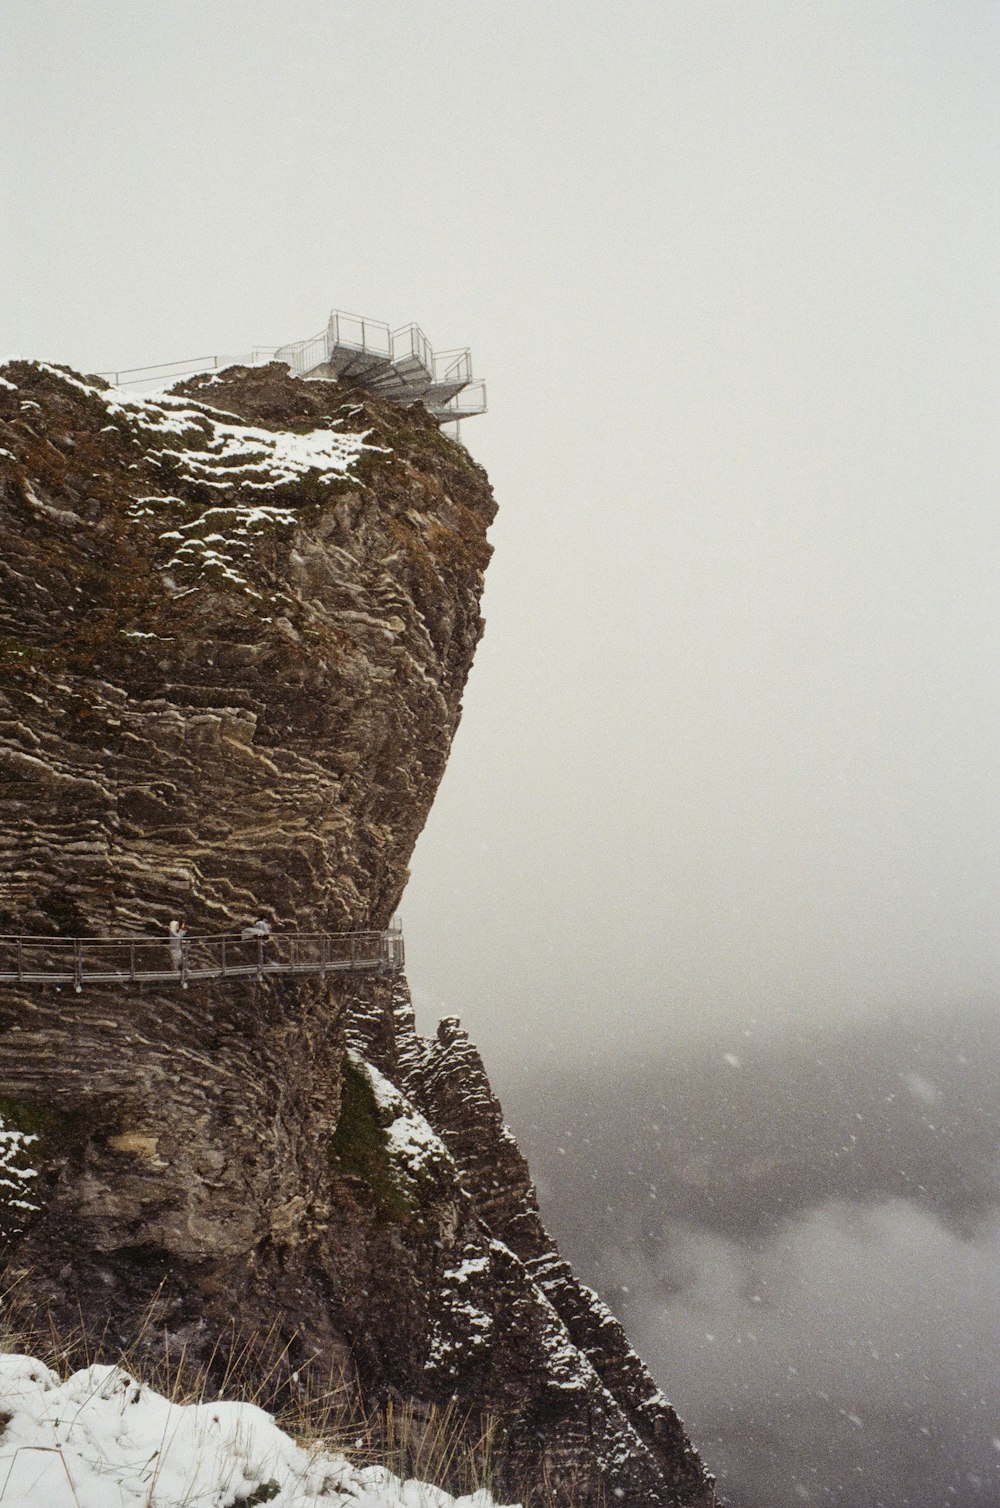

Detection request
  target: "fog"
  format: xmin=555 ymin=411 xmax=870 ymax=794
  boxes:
xmin=631 ymin=1202 xmax=1000 ymax=1507
xmin=4 ymin=3 xmax=1000 ymax=1502
xmin=503 ymin=1006 xmax=1000 ymax=1504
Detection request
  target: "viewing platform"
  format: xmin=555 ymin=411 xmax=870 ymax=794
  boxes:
xmin=274 ymin=309 xmax=487 ymax=424
xmin=98 ymin=309 xmax=487 ymax=428
xmin=0 ymin=928 xmax=404 ymax=992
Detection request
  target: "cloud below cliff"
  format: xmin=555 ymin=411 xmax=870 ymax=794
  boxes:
xmin=624 ymin=1203 xmax=1000 ymax=1507
xmin=503 ymin=1006 xmax=1000 ymax=1506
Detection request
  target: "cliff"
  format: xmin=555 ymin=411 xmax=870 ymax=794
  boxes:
xmin=0 ymin=360 xmax=714 ymax=1507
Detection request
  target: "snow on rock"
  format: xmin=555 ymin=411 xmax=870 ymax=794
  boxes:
xmin=358 ymin=1054 xmax=457 ymax=1192
xmin=3 ymin=361 xmax=381 ymax=600
xmin=0 ymin=1354 xmax=518 ymax=1508
xmin=103 ymin=387 xmax=377 ymax=491
xmin=22 ymin=364 xmax=376 ymax=496
xmin=0 ymin=1123 xmax=38 ymax=1202
xmin=32 ymin=366 xmax=380 ymax=599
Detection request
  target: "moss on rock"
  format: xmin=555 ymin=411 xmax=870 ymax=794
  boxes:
xmin=329 ymin=1059 xmax=415 ymax=1224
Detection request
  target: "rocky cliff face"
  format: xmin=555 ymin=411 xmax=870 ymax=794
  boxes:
xmin=0 ymin=359 xmax=487 ymax=936
xmin=0 ymin=361 xmax=714 ymax=1506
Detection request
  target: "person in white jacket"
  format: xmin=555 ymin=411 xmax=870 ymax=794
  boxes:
xmin=168 ymin=919 xmax=188 ymax=970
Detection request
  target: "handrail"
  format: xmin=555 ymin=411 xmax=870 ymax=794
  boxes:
xmin=0 ymin=929 xmax=405 ymax=992
xmin=433 ymin=348 xmax=472 ymax=383
xmin=328 ymin=311 xmax=391 ymax=357
xmin=97 ymin=350 xmax=280 ymax=389
xmin=0 ymin=929 xmax=389 ymax=944
xmin=98 ymin=354 xmax=221 ymax=382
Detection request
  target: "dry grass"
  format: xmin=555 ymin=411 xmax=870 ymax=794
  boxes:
xmin=0 ymin=1280 xmax=505 ymax=1503
xmin=0 ymin=1274 xmax=630 ymax=1506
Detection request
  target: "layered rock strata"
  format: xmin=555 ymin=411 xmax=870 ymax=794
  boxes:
xmin=0 ymin=361 xmax=714 ymax=1506
xmin=0 ymin=360 xmax=488 ymax=935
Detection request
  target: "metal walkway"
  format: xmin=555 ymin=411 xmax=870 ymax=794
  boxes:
xmin=0 ymin=929 xmax=404 ymax=992
xmin=274 ymin=310 xmax=487 ymax=424
xmin=97 ymin=310 xmax=487 ymax=427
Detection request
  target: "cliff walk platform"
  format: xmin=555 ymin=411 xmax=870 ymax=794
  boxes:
xmin=97 ymin=308 xmax=487 ymax=427
xmin=274 ymin=309 xmax=487 ymax=424
xmin=0 ymin=929 xmax=404 ymax=992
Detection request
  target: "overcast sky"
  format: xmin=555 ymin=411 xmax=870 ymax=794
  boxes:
xmin=3 ymin=1 xmax=1000 ymax=1073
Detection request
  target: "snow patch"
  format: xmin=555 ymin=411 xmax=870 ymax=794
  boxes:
xmin=426 ymin=1251 xmax=497 ymax=1374
xmin=0 ymin=1121 xmax=39 ymax=1224
xmin=6 ymin=363 xmax=388 ymax=601
xmin=102 ymin=386 xmax=379 ymax=492
xmin=0 ymin=1354 xmax=519 ymax=1507
xmin=356 ymin=1056 xmax=455 ymax=1187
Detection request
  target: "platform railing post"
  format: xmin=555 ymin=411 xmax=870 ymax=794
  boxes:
xmin=16 ymin=939 xmax=22 ymax=983
xmin=221 ymin=937 xmax=227 ymax=977
xmin=129 ymin=941 xmax=136 ymax=983
xmin=73 ymin=939 xmax=83 ymax=993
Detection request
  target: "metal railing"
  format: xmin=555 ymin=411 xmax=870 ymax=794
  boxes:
xmin=97 ymin=350 xmax=279 ymax=392
xmin=433 ymin=348 xmax=472 ymax=385
xmin=329 ymin=311 xmax=391 ymax=358
xmin=97 ymin=309 xmax=486 ymax=428
xmin=390 ymin=323 xmax=433 ymax=377
xmin=273 ymin=330 xmax=329 ymax=377
xmin=0 ymin=928 xmax=404 ymax=992
xmin=275 ymin=314 xmax=396 ymax=383
xmin=438 ymin=380 xmax=488 ymax=421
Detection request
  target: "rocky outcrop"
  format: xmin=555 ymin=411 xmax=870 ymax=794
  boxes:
xmin=0 ymin=359 xmax=490 ymax=936
xmin=0 ymin=361 xmax=715 ymax=1506
xmin=345 ymin=989 xmax=712 ymax=1506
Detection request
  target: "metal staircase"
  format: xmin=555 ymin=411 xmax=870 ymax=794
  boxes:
xmin=275 ymin=309 xmax=487 ymax=424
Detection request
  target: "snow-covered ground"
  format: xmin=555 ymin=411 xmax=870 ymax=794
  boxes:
xmin=0 ymin=1354 xmax=517 ymax=1508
